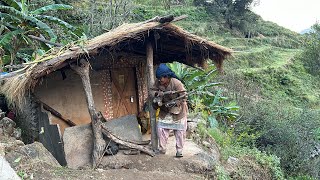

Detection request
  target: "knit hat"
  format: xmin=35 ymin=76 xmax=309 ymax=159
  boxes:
xmin=155 ymin=64 xmax=179 ymax=79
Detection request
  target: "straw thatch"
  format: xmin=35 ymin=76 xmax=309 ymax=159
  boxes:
xmin=0 ymin=19 xmax=232 ymax=108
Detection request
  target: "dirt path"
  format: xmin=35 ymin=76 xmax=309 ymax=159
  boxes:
xmin=21 ymin=137 xmax=216 ymax=180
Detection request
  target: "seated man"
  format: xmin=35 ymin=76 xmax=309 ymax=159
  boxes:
xmin=152 ymin=64 xmax=188 ymax=157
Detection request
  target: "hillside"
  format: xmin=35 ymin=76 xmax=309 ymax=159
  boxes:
xmin=1 ymin=0 xmax=319 ymax=179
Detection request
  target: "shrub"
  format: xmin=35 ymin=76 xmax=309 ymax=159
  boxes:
xmin=300 ymin=23 xmax=320 ymax=77
xmin=233 ymin=99 xmax=320 ymax=178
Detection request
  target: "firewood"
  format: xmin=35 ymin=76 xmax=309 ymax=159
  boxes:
xmin=101 ymin=124 xmax=155 ymax=157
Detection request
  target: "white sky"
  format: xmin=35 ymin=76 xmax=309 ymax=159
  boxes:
xmin=252 ymin=0 xmax=320 ymax=32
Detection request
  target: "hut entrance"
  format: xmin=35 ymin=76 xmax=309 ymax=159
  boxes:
xmin=110 ymin=68 xmax=138 ymax=119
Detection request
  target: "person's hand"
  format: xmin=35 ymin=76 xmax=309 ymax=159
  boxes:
xmin=165 ymin=101 xmax=176 ymax=108
xmin=155 ymin=91 xmax=164 ymax=97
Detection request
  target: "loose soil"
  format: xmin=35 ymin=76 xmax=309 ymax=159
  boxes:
xmin=7 ymin=136 xmax=216 ymax=180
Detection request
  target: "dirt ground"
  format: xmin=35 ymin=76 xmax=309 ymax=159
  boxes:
xmin=4 ymin=135 xmax=217 ymax=180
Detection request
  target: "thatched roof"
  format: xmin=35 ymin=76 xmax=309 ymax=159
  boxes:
xmin=0 ymin=17 xmax=232 ymax=107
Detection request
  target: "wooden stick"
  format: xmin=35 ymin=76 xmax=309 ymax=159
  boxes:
xmin=172 ymin=15 xmax=188 ymax=22
xmin=28 ymin=35 xmax=63 ymax=47
xmin=35 ymin=99 xmax=76 ymax=126
xmin=101 ymin=124 xmax=155 ymax=157
xmin=4 ymin=64 xmax=26 ymax=69
xmin=143 ymin=15 xmax=187 ymax=24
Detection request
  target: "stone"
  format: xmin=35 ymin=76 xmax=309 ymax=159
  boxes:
xmin=63 ymin=123 xmax=93 ymax=169
xmin=104 ymin=115 xmax=142 ymax=142
xmin=184 ymin=152 xmax=216 ymax=173
xmin=0 ymin=137 xmax=24 ymax=156
xmin=202 ymin=141 xmax=211 ymax=148
xmin=0 ymin=117 xmax=16 ymax=136
xmin=0 ymin=110 xmax=5 ymax=119
xmin=0 ymin=156 xmax=20 ymax=180
xmin=227 ymin=156 xmax=239 ymax=166
xmin=63 ymin=116 xmax=142 ymax=169
xmin=5 ymin=142 xmax=60 ymax=168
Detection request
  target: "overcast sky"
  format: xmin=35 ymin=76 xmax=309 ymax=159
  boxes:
xmin=252 ymin=0 xmax=320 ymax=32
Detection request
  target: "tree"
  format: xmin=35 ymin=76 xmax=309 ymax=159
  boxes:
xmin=301 ymin=23 xmax=320 ymax=76
xmin=193 ymin=0 xmax=259 ymax=33
xmin=72 ymin=0 xmax=134 ymax=38
xmin=0 ymin=0 xmax=81 ymax=70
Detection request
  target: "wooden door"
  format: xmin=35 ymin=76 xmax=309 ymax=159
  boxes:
xmin=111 ymin=68 xmax=138 ymax=118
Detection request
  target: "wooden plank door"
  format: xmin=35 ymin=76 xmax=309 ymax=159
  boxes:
xmin=111 ymin=68 xmax=138 ymax=118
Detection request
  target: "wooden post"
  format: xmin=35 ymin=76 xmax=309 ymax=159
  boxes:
xmin=146 ymin=41 xmax=158 ymax=151
xmin=70 ymin=59 xmax=106 ymax=168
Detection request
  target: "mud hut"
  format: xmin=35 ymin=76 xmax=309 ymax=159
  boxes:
xmin=0 ymin=16 xmax=232 ymax=166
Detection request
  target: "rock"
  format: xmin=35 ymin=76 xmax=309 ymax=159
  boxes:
xmin=12 ymin=128 xmax=22 ymax=140
xmin=63 ymin=124 xmax=93 ymax=169
xmin=186 ymin=115 xmax=202 ymax=138
xmin=0 ymin=117 xmax=16 ymax=136
xmin=0 ymin=137 xmax=24 ymax=156
xmin=104 ymin=115 xmax=143 ymax=142
xmin=0 ymin=109 xmax=5 ymax=119
xmin=184 ymin=152 xmax=216 ymax=173
xmin=187 ymin=122 xmax=198 ymax=136
xmin=202 ymin=141 xmax=211 ymax=148
xmin=63 ymin=116 xmax=142 ymax=169
xmin=5 ymin=141 xmax=60 ymax=168
xmin=227 ymin=156 xmax=239 ymax=166
xmin=0 ymin=156 xmax=20 ymax=180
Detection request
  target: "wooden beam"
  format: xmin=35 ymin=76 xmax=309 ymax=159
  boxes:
xmin=70 ymin=59 xmax=106 ymax=168
xmin=34 ymin=98 xmax=76 ymax=126
xmin=143 ymin=15 xmax=188 ymax=24
xmin=146 ymin=41 xmax=158 ymax=151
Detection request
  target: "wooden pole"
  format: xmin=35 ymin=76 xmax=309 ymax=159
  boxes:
xmin=146 ymin=41 xmax=158 ymax=151
xmin=70 ymin=59 xmax=106 ymax=168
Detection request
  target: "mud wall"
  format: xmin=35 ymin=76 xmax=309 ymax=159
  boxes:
xmin=34 ymin=69 xmax=105 ymax=133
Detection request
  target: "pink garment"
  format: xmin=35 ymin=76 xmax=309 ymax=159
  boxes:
xmin=158 ymin=116 xmax=187 ymax=153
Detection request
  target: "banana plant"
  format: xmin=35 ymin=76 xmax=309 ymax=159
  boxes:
xmin=0 ymin=0 xmax=83 ymax=69
xmin=167 ymin=62 xmax=239 ymax=128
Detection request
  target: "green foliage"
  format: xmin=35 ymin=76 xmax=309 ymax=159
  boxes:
xmin=61 ymin=0 xmax=134 ymax=38
xmin=0 ymin=0 xmax=81 ymax=67
xmin=232 ymin=99 xmax=320 ymax=178
xmin=208 ymin=127 xmax=231 ymax=147
xmin=167 ymin=62 xmax=239 ymax=128
xmin=194 ymin=0 xmax=258 ymax=35
xmin=299 ymin=23 xmax=320 ymax=77
xmin=214 ymin=164 xmax=231 ymax=180
xmin=203 ymin=123 xmax=285 ymax=179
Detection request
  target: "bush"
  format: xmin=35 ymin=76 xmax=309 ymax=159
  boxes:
xmin=233 ymin=99 xmax=320 ymax=178
xmin=300 ymin=24 xmax=320 ymax=77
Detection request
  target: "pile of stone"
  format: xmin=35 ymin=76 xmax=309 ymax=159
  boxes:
xmin=0 ymin=108 xmax=61 ymax=179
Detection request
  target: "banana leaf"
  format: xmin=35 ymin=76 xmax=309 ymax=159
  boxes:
xmin=0 ymin=12 xmax=21 ymax=23
xmin=36 ymin=15 xmax=83 ymax=37
xmin=0 ymin=6 xmax=56 ymax=41
xmin=30 ymin=4 xmax=73 ymax=15
xmin=208 ymin=115 xmax=218 ymax=128
xmin=0 ymin=29 xmax=23 ymax=46
xmin=1 ymin=0 xmax=21 ymax=10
